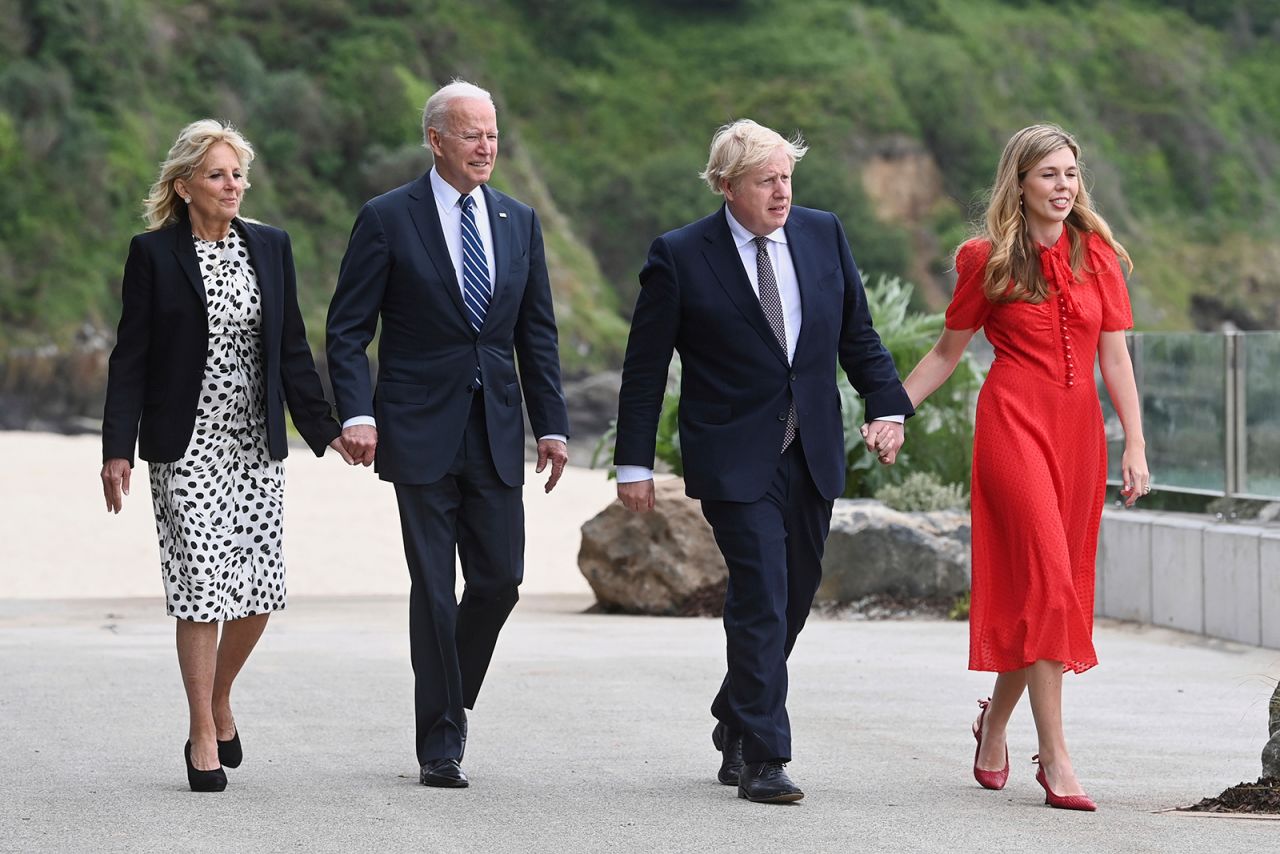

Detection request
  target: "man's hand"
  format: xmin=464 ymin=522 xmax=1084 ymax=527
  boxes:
xmin=617 ymin=479 xmax=655 ymax=513
xmin=861 ymin=420 xmax=905 ymax=466
xmin=342 ymin=424 xmax=377 ymax=466
xmin=100 ymin=458 xmax=132 ymax=514
xmin=536 ymin=438 xmax=568 ymax=493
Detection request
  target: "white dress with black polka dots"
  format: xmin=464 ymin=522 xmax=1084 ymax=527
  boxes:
xmin=149 ymin=228 xmax=286 ymax=621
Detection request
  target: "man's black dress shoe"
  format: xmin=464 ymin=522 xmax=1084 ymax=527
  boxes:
xmin=711 ymin=724 xmax=743 ymax=786
xmin=737 ymin=761 xmax=803 ymax=803
xmin=184 ymin=740 xmax=228 ymax=792
xmin=217 ymin=729 xmax=242 ymax=769
xmin=420 ymin=758 xmax=469 ymax=788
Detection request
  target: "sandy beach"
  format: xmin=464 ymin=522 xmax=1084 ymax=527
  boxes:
xmin=0 ymin=431 xmax=617 ymax=600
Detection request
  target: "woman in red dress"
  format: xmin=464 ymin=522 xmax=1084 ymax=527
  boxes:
xmin=898 ymin=125 xmax=1149 ymax=810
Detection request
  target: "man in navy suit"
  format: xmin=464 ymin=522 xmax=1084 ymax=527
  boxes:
xmin=614 ymin=119 xmax=912 ymax=803
xmin=326 ymin=80 xmax=569 ymax=788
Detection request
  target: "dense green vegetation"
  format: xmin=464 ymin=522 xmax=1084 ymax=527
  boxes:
xmin=2 ymin=0 xmax=1278 ymax=372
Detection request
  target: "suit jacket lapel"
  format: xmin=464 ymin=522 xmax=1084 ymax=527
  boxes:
xmin=481 ymin=185 xmax=510 ymax=318
xmin=784 ymin=214 xmax=817 ymax=362
xmin=700 ymin=208 xmax=789 ymax=366
xmin=171 ymin=222 xmax=206 ymax=308
xmin=235 ymin=219 xmax=275 ymax=339
xmin=406 ymin=173 xmax=470 ymax=327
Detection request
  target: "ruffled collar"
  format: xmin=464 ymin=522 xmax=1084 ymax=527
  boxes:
xmin=1037 ymin=228 xmax=1080 ymax=314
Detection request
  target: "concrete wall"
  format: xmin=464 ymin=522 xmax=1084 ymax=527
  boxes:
xmin=1095 ymin=509 xmax=1279 ymax=649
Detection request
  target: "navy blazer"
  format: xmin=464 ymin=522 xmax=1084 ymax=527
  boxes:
xmin=102 ymin=216 xmax=341 ymax=466
xmin=614 ymin=205 xmax=913 ymax=503
xmin=325 ymin=173 xmax=569 ymax=487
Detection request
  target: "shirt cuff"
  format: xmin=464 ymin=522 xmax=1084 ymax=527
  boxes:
xmin=538 ymin=434 xmax=568 ymax=444
xmin=616 ymin=465 xmax=654 ymax=483
xmin=342 ymin=415 xmax=376 ymax=429
xmin=867 ymin=414 xmax=905 ymax=424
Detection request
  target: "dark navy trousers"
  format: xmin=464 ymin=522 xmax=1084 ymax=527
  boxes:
xmin=393 ymin=393 xmax=523 ymax=765
xmin=700 ymin=439 xmax=833 ymax=763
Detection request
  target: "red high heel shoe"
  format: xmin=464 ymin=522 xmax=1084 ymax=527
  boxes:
xmin=1032 ymin=755 xmax=1097 ymax=811
xmin=972 ymin=698 xmax=1009 ymax=790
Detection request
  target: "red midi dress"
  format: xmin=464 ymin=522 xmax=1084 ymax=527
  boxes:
xmin=945 ymin=230 xmax=1133 ymax=674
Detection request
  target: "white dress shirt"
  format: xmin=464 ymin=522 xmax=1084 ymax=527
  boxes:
xmin=343 ymin=168 xmax=565 ymax=445
xmin=616 ymin=206 xmax=900 ymax=484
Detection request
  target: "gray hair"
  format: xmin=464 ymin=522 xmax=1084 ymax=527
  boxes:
xmin=143 ymin=119 xmax=254 ymax=230
xmin=421 ymin=79 xmax=496 ymax=148
xmin=699 ymin=119 xmax=808 ymax=195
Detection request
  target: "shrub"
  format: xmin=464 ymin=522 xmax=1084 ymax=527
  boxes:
xmin=875 ymin=470 xmax=967 ymax=512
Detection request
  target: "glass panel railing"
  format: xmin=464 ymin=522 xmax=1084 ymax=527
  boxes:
xmin=1101 ymin=333 xmax=1227 ymax=494
xmin=1242 ymin=332 xmax=1280 ymax=498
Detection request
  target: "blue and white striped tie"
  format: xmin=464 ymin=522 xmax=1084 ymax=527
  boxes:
xmin=460 ymin=195 xmax=490 ymax=386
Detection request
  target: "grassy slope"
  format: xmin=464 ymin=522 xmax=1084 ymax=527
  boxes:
xmin=0 ymin=0 xmax=1276 ymax=366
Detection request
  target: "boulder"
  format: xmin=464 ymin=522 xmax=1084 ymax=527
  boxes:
xmin=577 ymin=479 xmax=727 ymax=615
xmin=817 ymin=499 xmax=970 ymax=602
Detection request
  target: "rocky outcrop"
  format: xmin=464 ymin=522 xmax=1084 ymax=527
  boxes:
xmin=0 ymin=325 xmax=111 ymax=433
xmin=817 ymin=500 xmax=970 ymax=602
xmin=578 ymin=483 xmax=971 ymax=615
xmin=577 ymin=479 xmax=726 ymax=616
xmin=1265 ymin=681 xmax=1280 ymax=778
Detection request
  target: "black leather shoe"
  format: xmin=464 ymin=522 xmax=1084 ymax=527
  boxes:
xmin=737 ymin=761 xmax=803 ymax=803
xmin=217 ymin=729 xmax=242 ymax=769
xmin=711 ymin=724 xmax=743 ymax=786
xmin=420 ymin=758 xmax=469 ymax=788
xmin=184 ymin=740 xmax=227 ymax=792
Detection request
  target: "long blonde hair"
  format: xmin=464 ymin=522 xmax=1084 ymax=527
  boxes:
xmin=979 ymin=124 xmax=1131 ymax=302
xmin=143 ymin=120 xmax=255 ymax=230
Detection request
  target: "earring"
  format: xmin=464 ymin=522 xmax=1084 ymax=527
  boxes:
xmin=183 ymin=197 xmax=192 ymax=204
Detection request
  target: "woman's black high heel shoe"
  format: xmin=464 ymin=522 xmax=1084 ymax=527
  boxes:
xmin=217 ymin=729 xmax=242 ymax=769
xmin=184 ymin=740 xmax=228 ymax=792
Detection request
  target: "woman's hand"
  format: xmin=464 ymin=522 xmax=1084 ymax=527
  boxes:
xmin=329 ymin=436 xmax=356 ymax=465
xmin=1118 ymin=444 xmax=1150 ymax=508
xmin=101 ymin=458 xmax=132 ymax=514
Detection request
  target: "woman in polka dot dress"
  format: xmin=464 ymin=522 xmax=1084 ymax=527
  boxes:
xmin=895 ymin=125 xmax=1149 ymax=811
xmin=100 ymin=120 xmax=352 ymax=791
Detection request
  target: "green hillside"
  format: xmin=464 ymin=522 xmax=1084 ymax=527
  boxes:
xmin=2 ymin=0 xmax=1278 ymax=374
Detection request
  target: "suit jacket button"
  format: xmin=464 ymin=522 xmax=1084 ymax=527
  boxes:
xmin=777 ymin=411 xmax=787 ymax=421
xmin=465 ymin=384 xmax=475 ymax=394
xmin=790 ymin=373 xmax=798 ymax=381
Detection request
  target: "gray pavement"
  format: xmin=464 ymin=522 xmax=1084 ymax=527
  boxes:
xmin=2 ymin=594 xmax=1278 ymax=853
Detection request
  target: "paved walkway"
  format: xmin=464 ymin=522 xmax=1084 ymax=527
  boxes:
xmin=4 ymin=432 xmax=1278 ymax=851
xmin=2 ymin=595 xmax=1277 ymax=852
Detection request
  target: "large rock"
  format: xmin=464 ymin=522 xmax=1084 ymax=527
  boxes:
xmin=1265 ymin=681 xmax=1280 ymax=778
xmin=817 ymin=499 xmax=970 ymax=602
xmin=578 ymin=479 xmax=727 ymax=615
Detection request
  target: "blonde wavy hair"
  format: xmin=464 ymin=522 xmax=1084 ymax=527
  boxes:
xmin=143 ymin=120 xmax=255 ymax=230
xmin=700 ymin=119 xmax=808 ymax=194
xmin=979 ymin=124 xmax=1131 ymax=302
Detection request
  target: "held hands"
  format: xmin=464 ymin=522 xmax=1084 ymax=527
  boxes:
xmin=537 ymin=438 xmax=568 ymax=493
xmin=100 ymin=458 xmax=132 ymax=514
xmin=859 ymin=420 xmax=906 ymax=465
xmin=341 ymin=424 xmax=377 ymax=466
xmin=1118 ymin=445 xmax=1151 ymax=508
xmin=329 ymin=436 xmax=356 ymax=465
xmin=617 ymin=478 xmax=655 ymax=513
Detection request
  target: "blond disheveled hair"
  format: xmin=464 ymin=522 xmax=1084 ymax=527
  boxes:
xmin=699 ymin=119 xmax=808 ymax=194
xmin=143 ymin=119 xmax=255 ymax=230
xmin=978 ymin=123 xmax=1132 ymax=302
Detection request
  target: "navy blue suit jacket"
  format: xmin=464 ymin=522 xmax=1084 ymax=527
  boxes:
xmin=102 ymin=216 xmax=340 ymax=466
xmin=326 ymin=173 xmax=569 ymax=487
xmin=614 ymin=205 xmax=913 ymax=503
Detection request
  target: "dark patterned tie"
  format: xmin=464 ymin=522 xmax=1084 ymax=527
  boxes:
xmin=754 ymin=236 xmax=797 ymax=452
xmin=460 ymin=195 xmax=490 ymax=386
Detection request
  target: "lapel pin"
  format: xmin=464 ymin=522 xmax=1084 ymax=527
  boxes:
xmin=498 ymin=211 xmax=508 ymax=219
